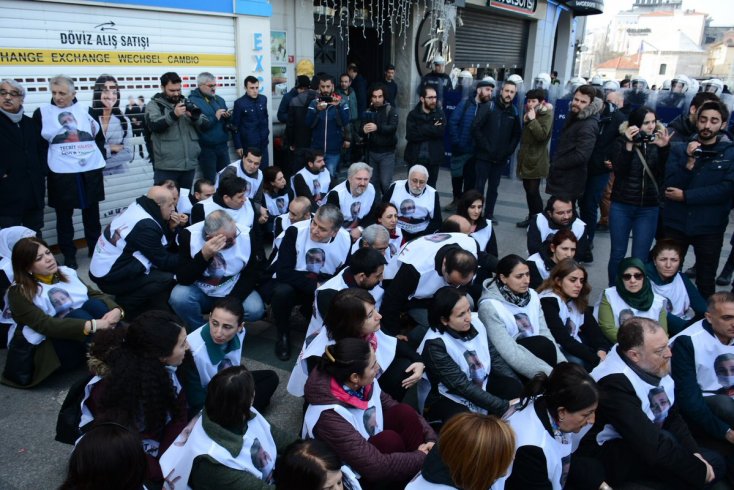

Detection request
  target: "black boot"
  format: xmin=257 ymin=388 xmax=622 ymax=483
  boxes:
xmin=275 ymin=330 xmax=291 ymax=361
xmin=717 ymin=257 xmax=734 ymax=285
xmin=64 ymin=254 xmax=78 ymax=270
xmin=516 ymin=216 xmax=530 ymax=228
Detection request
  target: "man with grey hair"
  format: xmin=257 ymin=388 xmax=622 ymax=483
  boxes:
xmin=263 ymin=204 xmax=352 ymax=360
xmin=579 ymin=317 xmax=723 ymax=488
xmin=325 ymin=161 xmax=376 ymax=240
xmin=169 ymin=209 xmax=264 ymax=331
xmin=356 ymin=224 xmax=390 ymax=256
xmin=383 ymin=164 xmax=442 ymax=240
xmin=188 ymin=72 xmax=231 ymax=181
xmin=0 ymin=78 xmax=45 ymax=232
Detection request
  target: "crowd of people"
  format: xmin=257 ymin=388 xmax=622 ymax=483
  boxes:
xmin=1 ymin=62 xmax=734 ymax=490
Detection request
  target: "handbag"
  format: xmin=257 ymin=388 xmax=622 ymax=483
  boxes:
xmin=2 ymin=330 xmax=37 ymax=386
xmin=55 ymin=373 xmax=94 ymax=444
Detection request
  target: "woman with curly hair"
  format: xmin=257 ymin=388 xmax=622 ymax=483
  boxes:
xmin=1 ymin=237 xmax=120 ymax=388
xmin=81 ymin=310 xmax=189 ymax=486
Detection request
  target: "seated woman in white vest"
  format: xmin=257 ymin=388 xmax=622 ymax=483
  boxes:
xmin=374 ymin=202 xmax=404 ymax=260
xmin=261 ymin=165 xmax=294 ymax=236
xmin=597 ymin=257 xmax=667 ymax=344
xmin=161 ymin=365 xmax=295 ymax=490
xmin=1 ymin=237 xmax=121 ymax=388
xmin=456 ymin=190 xmax=499 ymax=295
xmin=181 ymin=296 xmax=279 ymax=418
xmin=303 ymin=338 xmax=437 ymax=488
xmin=326 ymin=162 xmax=378 ymax=241
xmin=289 ymin=288 xmax=423 ymax=402
xmin=478 ymin=255 xmax=566 ymax=381
xmin=645 ymin=239 xmax=706 ymax=336
xmin=82 ymin=311 xmax=189 ymax=486
xmin=419 ymin=287 xmax=523 ymax=426
xmin=0 ymin=226 xmax=37 ymax=336
xmin=406 ymin=412 xmax=515 ymax=490
xmin=527 ymin=228 xmax=577 ymax=290
xmin=537 ymin=259 xmax=611 ymax=371
xmin=274 ymin=439 xmax=362 ymax=490
xmin=497 ymin=363 xmax=609 ymax=490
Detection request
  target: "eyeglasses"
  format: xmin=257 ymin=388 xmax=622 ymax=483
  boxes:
xmin=223 ymin=228 xmax=242 ymax=249
xmin=0 ymin=90 xmax=22 ymax=98
xmin=622 ymin=272 xmax=644 ymax=281
xmin=205 ymin=84 xmax=217 ymax=88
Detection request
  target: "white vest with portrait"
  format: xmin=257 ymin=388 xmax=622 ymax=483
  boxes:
xmin=485 ymin=291 xmax=542 ymax=340
xmin=651 ymin=273 xmax=693 ymax=320
xmin=538 ymin=291 xmax=585 ymax=343
xmin=600 ymin=287 xmax=666 ymax=330
xmin=263 ymin=191 xmax=290 ymax=218
xmin=40 ymin=103 xmax=105 ymax=173
xmin=287 ymin=219 xmax=351 ymax=276
xmin=199 ymin=196 xmax=255 ymax=229
xmin=294 ymin=167 xmax=331 ymax=207
xmin=528 ymin=253 xmax=550 ymax=282
xmin=534 ymin=214 xmax=586 ymax=245
xmin=671 ymin=320 xmax=734 ymax=396
xmin=329 ymin=180 xmax=376 ymax=229
xmin=303 ymin=380 xmax=385 ymax=440
xmin=471 ymin=222 xmax=493 ymax=253
xmin=187 ymin=325 xmax=245 ymax=389
xmin=187 ymin=221 xmax=251 ymax=298
xmin=390 ymin=180 xmax=436 ymax=235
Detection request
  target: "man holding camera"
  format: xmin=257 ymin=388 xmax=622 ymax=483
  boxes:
xmin=664 ymin=100 xmax=734 ymax=298
xmin=233 ymin=76 xmax=270 ymax=167
xmin=189 ymin=72 xmax=232 ymax=182
xmin=146 ymin=71 xmax=209 ymax=189
xmin=306 ymin=74 xmax=351 ymax=178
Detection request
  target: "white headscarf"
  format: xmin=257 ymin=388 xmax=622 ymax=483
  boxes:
xmin=0 ymin=226 xmax=36 ymax=259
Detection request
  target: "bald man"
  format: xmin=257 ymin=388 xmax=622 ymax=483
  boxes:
xmin=90 ymin=186 xmax=180 ymax=319
xmin=272 ymin=196 xmax=312 ymax=251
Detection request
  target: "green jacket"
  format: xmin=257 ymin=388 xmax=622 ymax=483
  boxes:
xmin=145 ymin=92 xmax=209 ymax=172
xmin=1 ymin=282 xmax=117 ymax=388
xmin=188 ymin=410 xmax=296 ymax=490
xmin=336 ymin=88 xmax=359 ymax=122
xmin=516 ymin=102 xmax=553 ymax=179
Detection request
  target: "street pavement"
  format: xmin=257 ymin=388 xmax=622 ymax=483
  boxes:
xmin=1 ymin=166 xmax=732 ymax=489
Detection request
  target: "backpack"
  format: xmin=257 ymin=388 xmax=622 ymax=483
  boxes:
xmin=55 ymin=373 xmax=94 ymax=444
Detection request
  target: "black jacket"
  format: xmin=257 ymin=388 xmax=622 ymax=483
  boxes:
xmin=403 ymin=104 xmax=446 ymax=166
xmin=668 ymin=113 xmax=697 ymax=144
xmin=190 ymin=195 xmax=265 ymax=261
xmin=360 ymin=103 xmax=398 ymax=153
xmin=546 ymin=97 xmax=603 ymax=200
xmin=526 ymin=214 xmax=589 ymax=260
xmin=588 ymin=102 xmax=627 ymax=176
xmin=91 ymin=196 xmax=178 ymax=283
xmin=471 ymin=100 xmax=522 ymax=163
xmin=0 ymin=110 xmax=46 ymax=216
xmin=540 ymin=298 xmax=611 ymax=367
xmin=611 ymin=122 xmax=669 ymax=207
xmin=285 ymin=90 xmax=317 ymax=149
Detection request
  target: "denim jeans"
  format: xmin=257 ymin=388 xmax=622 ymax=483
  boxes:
xmin=607 ymin=202 xmax=659 ymax=284
xmin=474 ymin=159 xmax=506 ymax=218
xmin=198 ymin=143 xmax=231 ymax=182
xmin=324 ymin=152 xmax=341 ymax=178
xmin=168 ymin=284 xmax=265 ymax=332
xmin=580 ymin=173 xmax=611 ymax=244
xmin=664 ymin=227 xmax=724 ymax=299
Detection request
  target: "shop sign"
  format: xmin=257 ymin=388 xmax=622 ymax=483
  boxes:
xmin=0 ymin=47 xmax=235 ymax=66
xmin=414 ymin=10 xmax=456 ymax=77
xmin=488 ymin=0 xmax=537 ymax=16
xmin=565 ymin=0 xmax=605 ymax=15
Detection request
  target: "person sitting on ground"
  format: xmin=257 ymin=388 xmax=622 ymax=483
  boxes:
xmin=350 ymin=224 xmax=391 ymax=259
xmin=89 ymin=185 xmax=179 ymax=319
xmin=181 ymin=296 xmax=279 ymax=417
xmin=82 ymin=311 xmax=190 ymax=486
xmin=0 ymin=226 xmax=37 ymax=329
xmin=303 ymin=338 xmax=438 ymax=488
xmin=1 ymin=237 xmax=121 ymax=388
xmin=161 ymin=365 xmax=294 ymax=490
xmin=406 ymin=412 xmax=516 ymax=490
xmin=527 ymin=196 xmax=589 ymax=260
xmin=383 ymin=165 xmax=442 ymax=241
xmin=326 ymin=162 xmax=378 ymax=240
xmin=59 ymin=422 xmax=147 ymax=490
xmin=261 ymin=165 xmax=294 ymax=235
xmin=538 ymin=259 xmax=611 ymax=371
xmin=478 ymin=254 xmax=566 ymax=380
xmin=373 ymin=202 xmax=404 ymax=259
xmin=168 ymin=210 xmax=265 ymax=331
xmin=380 ymin=232 xmax=478 ymax=343
xmin=646 ymin=239 xmax=706 ymax=336
xmin=177 ymin=178 xmax=215 ymax=218
xmin=271 ymin=196 xmax=312 ymax=252
xmin=218 ymin=147 xmax=265 ymax=203
xmin=500 ymin=363 xmax=609 ymax=490
xmin=191 ymin=175 xmax=266 ymax=241
xmin=527 ymin=228 xmax=578 ymax=290
xmin=419 ymin=287 xmax=523 ymax=425
xmin=264 ymin=204 xmax=351 ymax=360
xmin=455 ymin=190 xmax=499 ymax=297
xmin=292 ymin=149 xmax=331 ymax=212
xmin=273 ymin=439 xmax=361 ymax=490
xmin=597 ymin=257 xmax=667 ymax=343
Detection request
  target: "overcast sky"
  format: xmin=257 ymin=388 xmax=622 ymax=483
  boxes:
xmin=586 ymin=0 xmax=734 ymax=29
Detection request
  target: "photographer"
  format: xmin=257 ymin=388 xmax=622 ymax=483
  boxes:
xmin=189 ymin=72 xmax=232 ymax=182
xmin=306 ymin=74 xmax=351 ymax=178
xmin=146 ymin=71 xmax=209 ymax=189
xmin=404 ymin=85 xmax=446 ymax=188
xmin=607 ymin=106 xmax=671 ymax=284
xmin=664 ymin=100 xmax=734 ymax=298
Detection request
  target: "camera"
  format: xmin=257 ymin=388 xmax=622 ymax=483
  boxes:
xmin=633 ymin=132 xmax=655 ymax=143
xmin=692 ymin=148 xmax=719 ymax=158
xmin=180 ymin=97 xmax=202 ymax=117
xmin=319 ymin=95 xmax=333 ymax=104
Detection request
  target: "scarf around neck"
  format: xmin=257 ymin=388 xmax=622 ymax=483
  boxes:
xmin=615 ymin=257 xmax=654 ymax=311
xmin=0 ymin=106 xmax=24 ymax=124
xmin=498 ymin=282 xmax=531 ymax=307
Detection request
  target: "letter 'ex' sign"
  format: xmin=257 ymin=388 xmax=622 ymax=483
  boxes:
xmin=487 ymin=0 xmax=537 ymax=15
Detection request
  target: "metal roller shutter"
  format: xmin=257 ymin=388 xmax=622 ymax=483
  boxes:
xmin=455 ymin=8 xmax=529 ymax=68
xmin=0 ymin=0 xmax=237 ymax=247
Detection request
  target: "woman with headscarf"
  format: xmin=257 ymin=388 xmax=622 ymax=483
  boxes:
xmin=33 ymin=75 xmax=106 ymax=269
xmin=597 ymin=257 xmax=668 ymax=343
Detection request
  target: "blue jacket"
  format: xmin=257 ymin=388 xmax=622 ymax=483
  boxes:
xmin=188 ymin=88 xmax=229 ymax=147
xmin=448 ymin=97 xmax=479 ymax=155
xmin=232 ymin=93 xmax=269 ymax=151
xmin=306 ymin=98 xmax=351 ymax=154
xmin=663 ymin=136 xmax=734 ymax=236
xmin=277 ymin=87 xmax=298 ymax=123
